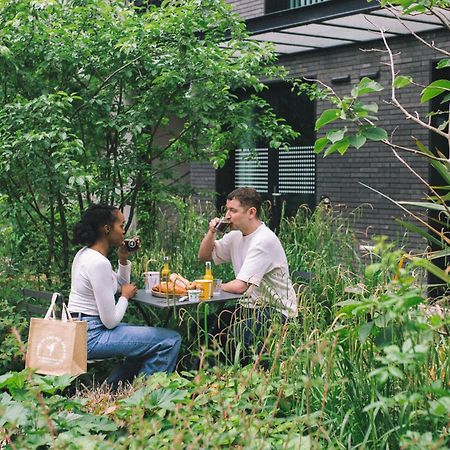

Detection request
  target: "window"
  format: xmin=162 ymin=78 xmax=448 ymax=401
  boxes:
xmin=266 ymin=0 xmax=330 ymax=14
xmin=216 ymin=82 xmax=316 ymax=230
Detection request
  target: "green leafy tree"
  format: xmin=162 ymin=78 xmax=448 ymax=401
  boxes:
xmin=0 ymin=0 xmax=296 ymax=282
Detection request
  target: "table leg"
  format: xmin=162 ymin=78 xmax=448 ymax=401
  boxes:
xmin=162 ymin=311 xmax=172 ymax=327
xmin=135 ymin=302 xmax=153 ymax=326
xmin=203 ymin=303 xmax=210 ymax=348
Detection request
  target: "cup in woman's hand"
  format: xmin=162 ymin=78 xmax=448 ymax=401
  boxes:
xmin=124 ymin=237 xmax=140 ymax=252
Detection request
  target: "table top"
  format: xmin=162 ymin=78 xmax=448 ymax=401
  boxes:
xmin=133 ymin=289 xmax=242 ymax=309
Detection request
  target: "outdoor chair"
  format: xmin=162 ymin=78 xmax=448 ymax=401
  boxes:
xmin=291 ymin=270 xmax=314 ymax=284
xmin=291 ymin=270 xmax=314 ymax=295
xmin=18 ymin=288 xmax=105 ymax=365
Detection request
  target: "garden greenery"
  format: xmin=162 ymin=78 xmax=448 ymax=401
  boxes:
xmin=0 ymin=0 xmax=296 ymax=280
xmin=0 ymin=0 xmax=449 ymax=448
xmin=1 ymin=202 xmax=449 ymax=449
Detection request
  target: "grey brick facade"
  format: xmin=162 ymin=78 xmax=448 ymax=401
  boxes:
xmin=285 ymin=29 xmax=449 ymax=248
xmin=190 ymin=1 xmax=449 ymax=249
xmin=227 ymin=0 xmax=264 ymax=19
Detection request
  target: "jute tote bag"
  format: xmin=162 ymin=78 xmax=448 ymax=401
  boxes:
xmin=25 ymin=293 xmax=87 ymax=376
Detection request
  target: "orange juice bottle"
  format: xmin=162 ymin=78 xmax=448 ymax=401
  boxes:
xmin=161 ymin=256 xmax=170 ymax=284
xmin=204 ymin=261 xmax=213 ymax=296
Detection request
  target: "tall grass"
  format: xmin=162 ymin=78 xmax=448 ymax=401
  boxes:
xmin=2 ymin=199 xmax=449 ymax=449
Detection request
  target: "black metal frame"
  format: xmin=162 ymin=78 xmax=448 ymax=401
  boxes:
xmin=256 ymin=0 xmax=380 ymax=35
xmin=428 ymin=61 xmax=450 ymax=298
xmin=19 ymin=288 xmax=63 ymax=317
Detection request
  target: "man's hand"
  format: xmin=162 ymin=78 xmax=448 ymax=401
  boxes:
xmin=208 ymin=217 xmax=220 ymax=233
xmin=198 ymin=219 xmax=219 ymax=261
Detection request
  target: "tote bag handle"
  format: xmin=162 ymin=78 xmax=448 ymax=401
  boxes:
xmin=43 ymin=293 xmax=74 ymax=322
xmin=43 ymin=292 xmax=62 ymax=320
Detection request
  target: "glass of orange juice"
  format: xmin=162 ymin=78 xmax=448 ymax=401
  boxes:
xmin=194 ymin=279 xmax=213 ymax=300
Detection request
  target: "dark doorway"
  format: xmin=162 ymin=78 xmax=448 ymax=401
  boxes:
xmin=216 ymin=81 xmax=316 ymax=230
xmin=428 ymin=64 xmax=449 ymax=297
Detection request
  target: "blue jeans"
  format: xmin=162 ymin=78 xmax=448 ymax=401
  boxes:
xmin=84 ymin=317 xmax=181 ymax=389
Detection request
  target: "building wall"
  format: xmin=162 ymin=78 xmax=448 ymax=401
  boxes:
xmin=281 ymin=29 xmax=449 ymax=247
xmin=190 ymin=162 xmax=216 ymax=201
xmin=191 ymin=3 xmax=449 ymax=248
xmin=226 ymin=0 xmax=264 ymax=19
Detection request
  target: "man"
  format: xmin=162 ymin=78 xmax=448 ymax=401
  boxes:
xmin=198 ymin=187 xmax=297 ymax=363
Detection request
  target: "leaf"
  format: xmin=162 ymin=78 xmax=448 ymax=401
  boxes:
xmin=436 ymin=59 xmax=450 ymax=69
xmin=362 ymin=127 xmax=388 ymax=141
xmin=420 ymin=79 xmax=450 ymax=103
xmin=1 ymin=401 xmax=29 ymax=427
xmin=314 ymin=137 xmax=329 ymax=154
xmin=348 ymin=133 xmax=366 ymax=149
xmin=430 ymin=397 xmax=450 ymax=417
xmin=441 ymin=93 xmax=450 ymax=104
xmin=398 ymin=201 xmax=449 ymax=214
xmin=359 ymin=321 xmax=374 ymax=343
xmin=0 ymin=371 xmax=28 ymax=392
xmin=0 ymin=45 xmax=11 ymax=58
xmin=430 ymin=160 xmax=450 ymax=186
xmin=396 ymin=219 xmax=445 ymax=249
xmin=388 ymin=366 xmax=404 ymax=379
xmin=412 ymin=257 xmax=450 ymax=284
xmin=427 ymin=248 xmax=450 ymax=260
xmin=361 ymin=102 xmax=379 ymax=113
xmin=402 ymin=294 xmax=423 ymax=309
xmin=352 ymin=77 xmax=384 ymax=97
xmin=324 ymin=139 xmax=350 ymax=156
xmin=315 ymin=109 xmax=340 ymax=131
xmin=326 ymin=128 xmax=346 ymax=143
xmin=394 ymin=75 xmax=413 ymax=89
xmin=33 ymin=374 xmax=75 ymax=394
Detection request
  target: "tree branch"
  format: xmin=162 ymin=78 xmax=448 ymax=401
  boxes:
xmin=71 ymin=55 xmax=143 ymax=119
xmin=380 ymin=28 xmax=450 ymax=144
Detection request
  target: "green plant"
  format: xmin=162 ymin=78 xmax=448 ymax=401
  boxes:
xmin=0 ymin=371 xmax=117 ymax=448
xmin=294 ymin=0 xmax=450 ymax=291
xmin=0 ymin=0 xmax=297 ymax=283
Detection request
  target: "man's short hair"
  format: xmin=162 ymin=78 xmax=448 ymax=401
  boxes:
xmin=227 ymin=187 xmax=262 ymax=217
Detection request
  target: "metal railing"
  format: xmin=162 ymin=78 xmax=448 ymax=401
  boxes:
xmin=290 ymin=0 xmax=329 ymax=7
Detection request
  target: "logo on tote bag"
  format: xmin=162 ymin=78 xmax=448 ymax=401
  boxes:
xmin=36 ymin=336 xmax=67 ymax=365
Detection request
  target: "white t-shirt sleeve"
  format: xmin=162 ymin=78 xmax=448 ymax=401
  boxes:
xmin=236 ymin=243 xmax=273 ymax=287
xmin=212 ymin=232 xmax=234 ymax=265
xmin=90 ymin=258 xmax=128 ymax=329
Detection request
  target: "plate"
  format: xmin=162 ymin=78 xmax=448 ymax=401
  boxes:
xmin=151 ymin=289 xmax=185 ymax=298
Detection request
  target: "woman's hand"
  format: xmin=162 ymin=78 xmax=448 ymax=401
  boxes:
xmin=121 ymin=283 xmax=137 ymax=300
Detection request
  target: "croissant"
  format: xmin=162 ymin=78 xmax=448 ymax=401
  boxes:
xmin=187 ymin=281 xmax=202 ymax=290
xmin=169 ymin=273 xmax=190 ymax=288
xmin=153 ymin=281 xmax=187 ymax=295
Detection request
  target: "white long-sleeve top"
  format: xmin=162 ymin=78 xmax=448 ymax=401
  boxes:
xmin=68 ymin=247 xmax=130 ymax=329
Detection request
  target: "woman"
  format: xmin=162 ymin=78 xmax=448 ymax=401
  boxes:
xmin=68 ymin=203 xmax=181 ymax=390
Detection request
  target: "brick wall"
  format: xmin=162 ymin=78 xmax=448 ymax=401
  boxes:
xmin=226 ymin=0 xmax=264 ymax=19
xmin=279 ymin=29 xmax=449 ymax=248
xmin=190 ymin=162 xmax=217 ymax=202
xmin=190 ymin=22 xmax=449 ymax=249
